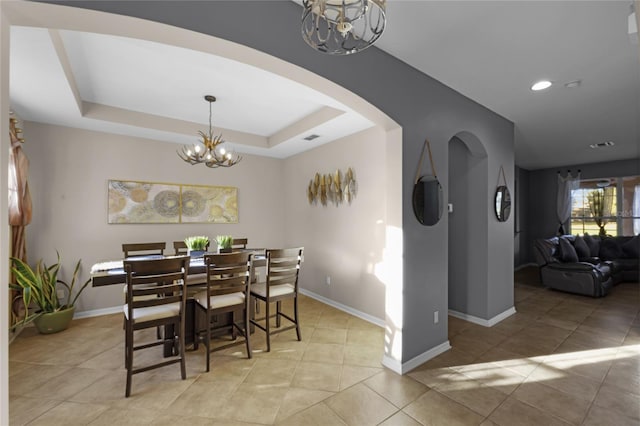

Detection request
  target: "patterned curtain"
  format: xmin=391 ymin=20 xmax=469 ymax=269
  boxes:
xmin=8 ymin=117 xmax=32 ymax=323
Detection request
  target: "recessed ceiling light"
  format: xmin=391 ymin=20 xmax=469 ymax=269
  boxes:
xmin=531 ymin=80 xmax=553 ymax=91
xmin=564 ymin=79 xmax=581 ymax=88
xmin=589 ymin=141 xmax=615 ymax=149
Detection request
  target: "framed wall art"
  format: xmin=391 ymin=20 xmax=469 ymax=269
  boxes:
xmin=107 ymin=179 xmax=238 ymax=224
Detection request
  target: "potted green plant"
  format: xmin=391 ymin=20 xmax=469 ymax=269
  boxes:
xmin=9 ymin=252 xmax=91 ymax=334
xmin=216 ymin=235 xmax=233 ymax=253
xmin=184 ymin=235 xmax=210 ymax=257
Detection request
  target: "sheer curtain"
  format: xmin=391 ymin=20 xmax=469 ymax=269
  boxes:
xmin=557 ymin=171 xmax=580 ymax=235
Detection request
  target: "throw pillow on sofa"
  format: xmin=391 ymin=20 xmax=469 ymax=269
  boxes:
xmin=573 ymin=235 xmax=591 ymax=260
xmin=583 ymin=234 xmax=600 ymax=257
xmin=621 ymin=235 xmax=640 ymax=259
xmin=599 ymin=237 xmax=623 ymax=260
xmin=558 ymin=236 xmax=579 ymax=263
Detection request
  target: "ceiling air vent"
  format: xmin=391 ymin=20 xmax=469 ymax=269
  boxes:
xmin=303 ymin=134 xmax=320 ymax=141
xmin=589 ymin=141 xmax=615 ymax=149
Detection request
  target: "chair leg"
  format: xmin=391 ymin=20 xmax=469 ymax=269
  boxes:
xmin=125 ymin=322 xmax=133 ymax=398
xmin=205 ymin=310 xmax=211 ymax=373
xmin=193 ymin=308 xmax=199 ymax=351
xmin=244 ymin=305 xmax=252 ymax=359
xmin=231 ymin=310 xmax=238 ymax=340
xmin=294 ymin=295 xmax=301 ymax=341
xmin=265 ymin=299 xmax=271 ymax=352
xmin=178 ymin=319 xmax=186 ymax=380
xmin=276 ymin=301 xmax=282 ymax=328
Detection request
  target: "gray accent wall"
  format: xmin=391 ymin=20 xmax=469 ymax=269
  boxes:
xmin=34 ymin=1 xmax=516 ymax=365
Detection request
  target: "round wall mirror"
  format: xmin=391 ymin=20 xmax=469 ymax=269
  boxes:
xmin=413 ymin=175 xmax=443 ymax=226
xmin=494 ymin=185 xmax=511 ymax=222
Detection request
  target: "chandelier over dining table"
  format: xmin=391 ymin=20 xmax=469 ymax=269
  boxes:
xmin=177 ymin=95 xmax=242 ymax=168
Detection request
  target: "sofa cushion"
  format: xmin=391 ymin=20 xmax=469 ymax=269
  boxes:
xmin=583 ymin=234 xmax=600 ymax=257
xmin=599 ymin=237 xmax=623 ymax=261
xmin=621 ymin=235 xmax=639 ymax=259
xmin=558 ymin=236 xmax=579 ymax=263
xmin=573 ymin=235 xmax=591 ymax=260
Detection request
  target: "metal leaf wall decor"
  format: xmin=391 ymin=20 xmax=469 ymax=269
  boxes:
xmin=307 ymin=168 xmax=356 ymax=206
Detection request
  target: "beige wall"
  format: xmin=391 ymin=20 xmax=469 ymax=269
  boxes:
xmin=284 ymin=126 xmax=388 ymax=321
xmin=23 ymin=122 xmax=286 ymax=313
xmin=23 ymin=122 xmax=388 ymax=321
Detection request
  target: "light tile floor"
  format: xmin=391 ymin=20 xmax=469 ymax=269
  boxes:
xmin=9 ymin=273 xmax=640 ymax=425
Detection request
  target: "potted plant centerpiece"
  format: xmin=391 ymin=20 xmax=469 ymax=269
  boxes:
xmin=184 ymin=235 xmax=210 ymax=258
xmin=216 ymin=235 xmax=233 ymax=253
xmin=9 ymin=252 xmax=91 ymax=334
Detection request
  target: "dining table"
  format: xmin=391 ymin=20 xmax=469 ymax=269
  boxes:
xmin=90 ymin=250 xmax=266 ymax=356
xmin=90 ymin=249 xmax=266 ymax=287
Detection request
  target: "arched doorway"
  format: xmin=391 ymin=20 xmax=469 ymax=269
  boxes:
xmin=447 ymin=132 xmax=488 ymax=319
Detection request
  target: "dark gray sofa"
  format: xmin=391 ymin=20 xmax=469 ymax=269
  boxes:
xmin=534 ymin=234 xmax=639 ymax=297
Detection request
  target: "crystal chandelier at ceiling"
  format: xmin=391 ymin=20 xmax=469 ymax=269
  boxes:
xmin=302 ymin=0 xmax=386 ymax=55
xmin=177 ymin=95 xmax=242 ymax=168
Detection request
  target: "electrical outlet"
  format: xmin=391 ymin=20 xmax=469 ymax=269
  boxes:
xmin=325 ymin=275 xmax=331 ymax=285
xmin=57 ymin=289 xmax=65 ymax=299
xmin=434 ymin=310 xmax=439 ymax=324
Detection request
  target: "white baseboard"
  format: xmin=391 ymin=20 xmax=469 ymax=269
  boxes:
xmin=448 ymin=306 xmax=516 ymax=327
xmin=73 ymin=306 xmax=121 ymax=319
xmin=73 ymin=290 xmax=385 ymax=326
xmin=382 ymin=340 xmax=451 ymax=375
xmin=515 ymin=262 xmax=537 ymax=271
xmin=299 ymin=288 xmax=385 ymax=328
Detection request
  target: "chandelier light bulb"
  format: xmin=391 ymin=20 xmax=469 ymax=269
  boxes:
xmin=194 ymin=144 xmax=201 ymax=153
xmin=337 ymin=21 xmax=353 ymax=36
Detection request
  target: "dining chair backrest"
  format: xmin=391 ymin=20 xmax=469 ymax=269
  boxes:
xmin=265 ymin=247 xmax=303 ymax=293
xmin=123 ymin=255 xmax=190 ymax=313
xmin=204 ymin=252 xmax=252 ymax=298
xmin=174 ymin=240 xmax=211 ymax=255
xmin=173 ymin=241 xmax=187 ymax=255
xmin=232 ymin=238 xmax=248 ymax=250
xmin=122 ymin=242 xmax=166 ymax=258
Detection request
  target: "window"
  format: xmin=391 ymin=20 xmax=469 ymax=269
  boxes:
xmin=570 ymin=176 xmax=640 ymax=236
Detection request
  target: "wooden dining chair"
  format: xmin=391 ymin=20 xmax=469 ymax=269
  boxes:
xmin=173 ymin=240 xmax=210 ymax=255
xmin=250 ymin=247 xmax=303 ymax=352
xmin=173 ymin=241 xmax=188 ymax=255
xmin=173 ymin=240 xmax=209 ymax=287
xmin=123 ymin=255 xmax=189 ymax=397
xmin=121 ymin=242 xmax=168 ymax=339
xmin=122 ymin=242 xmax=166 ymax=258
xmin=194 ymin=252 xmax=252 ymax=371
xmin=231 ymin=238 xmax=248 ymax=250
